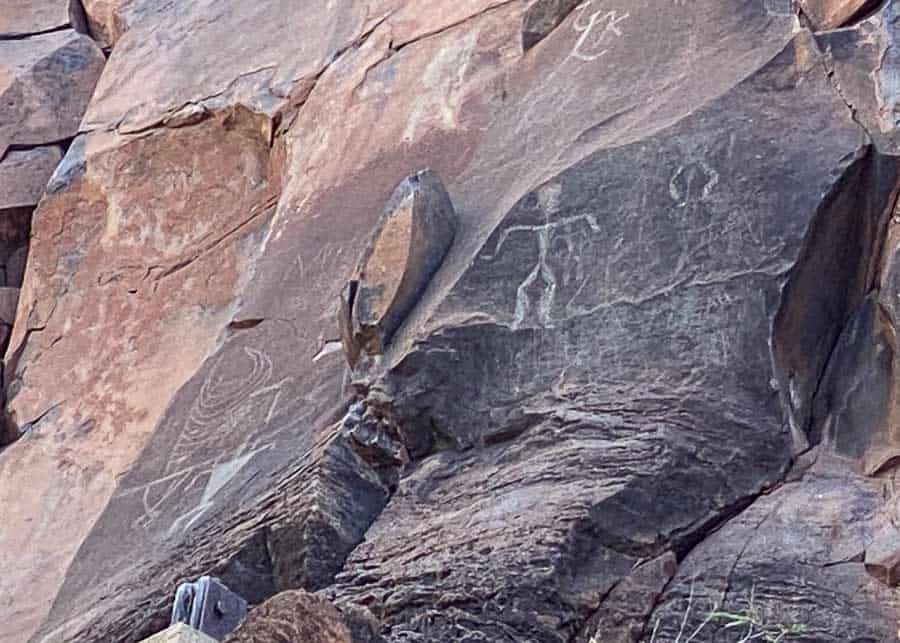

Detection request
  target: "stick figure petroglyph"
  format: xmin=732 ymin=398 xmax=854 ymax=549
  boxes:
xmin=484 ymin=213 xmax=602 ymax=330
xmin=570 ymin=2 xmax=630 ymax=62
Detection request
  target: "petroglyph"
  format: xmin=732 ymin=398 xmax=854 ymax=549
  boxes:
xmin=484 ymin=212 xmax=602 ymax=329
xmin=669 ymin=159 xmax=719 ymax=207
xmin=570 ymin=2 xmax=630 ymax=62
xmin=134 ymin=347 xmax=295 ymax=532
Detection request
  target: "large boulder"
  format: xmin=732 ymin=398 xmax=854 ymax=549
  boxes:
xmin=0 ymin=0 xmax=76 ymax=38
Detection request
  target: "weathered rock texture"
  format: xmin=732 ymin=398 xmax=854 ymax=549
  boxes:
xmin=1 ymin=1 xmax=900 ymax=643
xmin=223 ymin=591 xmax=382 ymax=643
xmin=141 ymin=624 xmax=216 ymax=643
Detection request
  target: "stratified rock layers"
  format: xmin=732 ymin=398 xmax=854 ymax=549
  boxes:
xmin=0 ymin=1 xmax=898 ymax=642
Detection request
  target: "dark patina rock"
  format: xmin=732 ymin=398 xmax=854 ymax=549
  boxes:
xmin=649 ymin=463 xmax=900 ymax=641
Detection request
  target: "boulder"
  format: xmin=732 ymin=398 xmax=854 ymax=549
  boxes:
xmin=141 ymin=624 xmax=217 ymax=643
xmin=340 ymin=169 xmax=457 ymax=367
xmin=223 ymin=590 xmax=382 ymax=643
xmin=0 ymin=0 xmax=74 ymax=37
xmin=0 ymin=30 xmax=105 ymax=156
xmin=649 ymin=462 xmax=900 ymax=641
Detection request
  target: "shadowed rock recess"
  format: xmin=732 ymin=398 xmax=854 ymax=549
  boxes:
xmin=1 ymin=0 xmax=900 ymax=642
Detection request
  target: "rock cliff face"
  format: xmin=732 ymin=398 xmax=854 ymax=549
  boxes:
xmin=1 ymin=0 xmax=900 ymax=642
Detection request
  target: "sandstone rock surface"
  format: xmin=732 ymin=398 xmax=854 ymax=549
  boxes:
xmin=799 ymin=0 xmax=881 ymax=30
xmin=0 ymin=0 xmax=73 ymax=38
xmin=0 ymin=30 xmax=105 ymax=156
xmin=341 ymin=169 xmax=457 ymax=367
xmin=0 ymin=1 xmax=899 ymax=643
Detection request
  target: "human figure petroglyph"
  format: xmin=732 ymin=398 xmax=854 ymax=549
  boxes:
xmin=570 ymin=2 xmax=630 ymax=62
xmin=484 ymin=213 xmax=602 ymax=329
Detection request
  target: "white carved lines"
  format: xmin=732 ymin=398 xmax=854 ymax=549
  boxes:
xmin=570 ymin=2 xmax=630 ymax=62
xmin=668 ymin=159 xmax=719 ymax=207
xmin=485 ymin=213 xmax=601 ymax=330
xmin=135 ymin=347 xmax=291 ymax=532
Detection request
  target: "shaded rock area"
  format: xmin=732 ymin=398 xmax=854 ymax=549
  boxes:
xmin=648 ymin=460 xmax=900 ymax=641
xmin=0 ymin=1 xmax=899 ymax=643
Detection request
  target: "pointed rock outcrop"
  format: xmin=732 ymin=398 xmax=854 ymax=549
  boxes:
xmin=340 ymin=169 xmax=457 ymax=368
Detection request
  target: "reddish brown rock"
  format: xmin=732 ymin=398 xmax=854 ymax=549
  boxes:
xmin=7 ymin=2 xmax=900 ymax=643
xmin=79 ymin=0 xmax=127 ymax=47
xmin=0 ymin=0 xmax=73 ymax=37
xmin=0 ymin=108 xmax=277 ymax=643
xmin=223 ymin=591 xmax=382 ymax=643
xmin=0 ymin=30 xmax=105 ymax=156
xmin=0 ymin=146 xmax=62 ymax=211
xmin=865 ymin=524 xmax=900 ymax=586
xmin=799 ymin=0 xmax=881 ymax=30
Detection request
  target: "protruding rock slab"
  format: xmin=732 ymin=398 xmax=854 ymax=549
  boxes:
xmin=223 ymin=591 xmax=382 ymax=643
xmin=0 ymin=30 xmax=105 ymax=155
xmin=0 ymin=146 xmax=62 ymax=211
xmin=817 ymin=0 xmax=900 ymax=154
xmin=0 ymin=0 xmax=73 ymax=37
xmin=329 ymin=35 xmax=876 ymax=641
xmin=341 ymin=169 xmax=457 ymax=366
xmin=799 ymin=0 xmax=881 ymax=30
xmin=649 ymin=464 xmax=900 ymax=641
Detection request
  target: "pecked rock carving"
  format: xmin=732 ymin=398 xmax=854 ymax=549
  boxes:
xmin=4 ymin=0 xmax=900 ymax=642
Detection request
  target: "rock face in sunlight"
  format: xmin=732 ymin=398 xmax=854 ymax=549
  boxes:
xmin=1 ymin=1 xmax=900 ymax=643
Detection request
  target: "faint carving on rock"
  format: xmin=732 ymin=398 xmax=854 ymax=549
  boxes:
xmin=339 ymin=169 xmax=457 ymax=368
